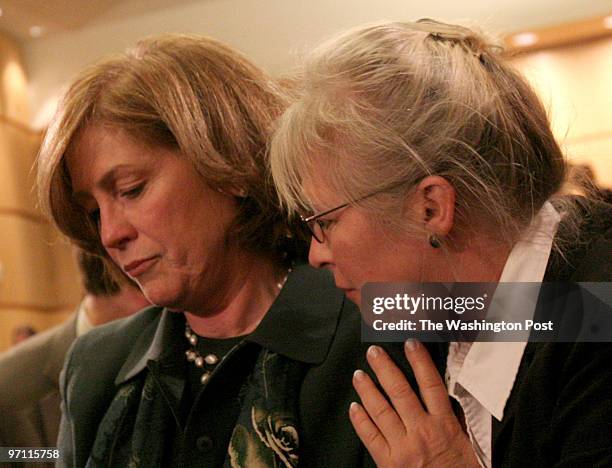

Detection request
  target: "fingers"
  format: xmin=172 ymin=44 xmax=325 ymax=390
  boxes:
xmin=348 ymin=401 xmax=389 ymax=465
xmin=403 ymin=340 xmax=453 ymax=416
xmin=352 ymin=343 xmax=472 ymax=467
xmin=364 ymin=345 xmax=426 ymax=428
xmin=352 ymin=368 xmax=407 ymax=439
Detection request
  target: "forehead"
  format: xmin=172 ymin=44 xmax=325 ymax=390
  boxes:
xmin=301 ymin=158 xmax=345 ymax=211
xmin=65 ymin=125 xmax=159 ymax=190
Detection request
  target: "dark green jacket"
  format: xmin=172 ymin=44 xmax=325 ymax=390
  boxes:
xmin=57 ymin=265 xmax=428 ymax=467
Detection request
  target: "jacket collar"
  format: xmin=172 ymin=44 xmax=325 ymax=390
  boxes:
xmin=115 ymin=264 xmax=344 ymax=385
xmin=246 ymin=264 xmax=345 ymax=363
xmin=114 ymin=306 xmax=179 ymax=385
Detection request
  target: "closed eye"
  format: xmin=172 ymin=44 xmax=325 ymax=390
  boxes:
xmin=119 ymin=183 xmax=145 ymax=199
xmin=316 ymin=218 xmax=335 ymax=230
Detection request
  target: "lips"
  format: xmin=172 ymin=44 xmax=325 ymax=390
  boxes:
xmin=343 ymin=288 xmax=360 ymax=303
xmin=334 ymin=282 xmax=353 ymax=292
xmin=123 ymin=256 xmax=158 ymax=277
xmin=334 ymin=283 xmax=361 ymax=304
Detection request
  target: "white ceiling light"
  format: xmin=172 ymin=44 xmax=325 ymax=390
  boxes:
xmin=29 ymin=26 xmax=44 ymax=37
xmin=511 ymin=32 xmax=539 ymax=47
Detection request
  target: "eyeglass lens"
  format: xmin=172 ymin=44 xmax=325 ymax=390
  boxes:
xmin=308 ymin=220 xmax=324 ymax=243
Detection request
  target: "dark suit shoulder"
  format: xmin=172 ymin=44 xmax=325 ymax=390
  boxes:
xmin=573 ymin=199 xmax=612 ymax=281
xmin=0 ymin=318 xmax=76 ymax=409
xmin=64 ymin=306 xmax=161 ymax=392
xmin=548 ymin=198 xmax=612 ymax=281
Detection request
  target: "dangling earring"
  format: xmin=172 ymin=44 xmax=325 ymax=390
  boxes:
xmin=429 ymin=234 xmax=441 ymax=249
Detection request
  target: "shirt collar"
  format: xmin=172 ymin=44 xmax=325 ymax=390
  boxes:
xmin=115 ymin=264 xmax=345 ymax=385
xmin=455 ymin=201 xmax=561 ymax=420
xmin=76 ymin=299 xmax=95 ymax=337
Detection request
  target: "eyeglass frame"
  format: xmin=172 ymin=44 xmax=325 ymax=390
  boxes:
xmin=300 ymin=203 xmax=349 ymax=243
xmin=300 ymin=182 xmax=410 ymax=243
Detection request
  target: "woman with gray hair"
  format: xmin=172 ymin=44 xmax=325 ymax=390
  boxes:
xmin=37 ymin=34 xmax=410 ymax=467
xmin=271 ymin=19 xmax=612 ymax=467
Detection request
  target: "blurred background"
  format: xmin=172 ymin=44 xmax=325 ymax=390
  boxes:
xmin=0 ymin=0 xmax=610 ymax=351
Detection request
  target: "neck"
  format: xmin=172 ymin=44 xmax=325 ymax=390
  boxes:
xmin=426 ymin=233 xmax=511 ymax=283
xmin=185 ymin=255 xmax=286 ymax=338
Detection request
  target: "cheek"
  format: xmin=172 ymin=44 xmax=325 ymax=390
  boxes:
xmin=327 ymin=222 xmax=378 ymax=275
xmin=338 ymin=234 xmax=413 ymax=281
xmin=129 ymin=197 xmax=183 ymax=243
xmin=332 ymin=239 xmax=371 ymax=277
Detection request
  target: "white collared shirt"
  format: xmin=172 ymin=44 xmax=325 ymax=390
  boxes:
xmin=445 ymin=201 xmax=561 ymax=467
xmin=76 ymin=299 xmax=95 ymax=337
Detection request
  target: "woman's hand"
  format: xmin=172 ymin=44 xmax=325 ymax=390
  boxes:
xmin=350 ymin=341 xmax=479 ymax=468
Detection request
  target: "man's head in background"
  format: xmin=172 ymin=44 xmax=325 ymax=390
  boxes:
xmin=77 ymin=250 xmax=150 ymax=327
xmin=11 ymin=325 xmax=36 ymax=346
xmin=0 ymin=251 xmax=150 ymax=453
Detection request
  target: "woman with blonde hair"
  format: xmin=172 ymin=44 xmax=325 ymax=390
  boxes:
xmin=37 ymin=34 xmax=412 ymax=467
xmin=271 ymin=19 xmax=612 ymax=467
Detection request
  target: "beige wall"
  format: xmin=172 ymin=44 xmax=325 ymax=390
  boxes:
xmin=0 ymin=34 xmax=80 ymax=352
xmin=20 ymin=1 xmax=612 ymax=128
xmin=510 ymin=37 xmax=612 ymax=188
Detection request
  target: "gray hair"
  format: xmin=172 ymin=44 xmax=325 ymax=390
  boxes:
xmin=270 ymin=19 xmax=568 ymax=244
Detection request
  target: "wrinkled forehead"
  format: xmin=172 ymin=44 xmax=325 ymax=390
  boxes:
xmin=64 ymin=124 xmax=95 ymax=165
xmin=63 ymin=124 xmax=112 ymax=188
xmin=271 ymin=96 xmax=357 ymax=215
xmin=64 ymin=123 xmax=156 ymax=183
xmin=300 ymin=153 xmax=347 ymax=212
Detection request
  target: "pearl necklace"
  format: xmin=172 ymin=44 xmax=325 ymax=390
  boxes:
xmin=185 ymin=268 xmax=292 ymax=384
xmin=184 ymin=325 xmax=220 ymax=384
xmin=276 ymin=267 xmax=291 ymax=290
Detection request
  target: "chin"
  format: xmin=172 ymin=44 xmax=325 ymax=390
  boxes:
xmin=139 ymin=283 xmax=184 ymax=310
xmin=344 ymin=288 xmax=362 ymax=307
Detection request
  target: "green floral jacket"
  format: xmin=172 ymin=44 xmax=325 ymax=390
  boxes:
xmin=57 ymin=265 xmax=425 ymax=467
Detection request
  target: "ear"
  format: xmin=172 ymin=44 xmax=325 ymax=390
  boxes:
xmin=412 ymin=175 xmax=456 ymax=236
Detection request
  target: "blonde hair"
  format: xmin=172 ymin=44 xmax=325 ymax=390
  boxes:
xmin=38 ymin=34 xmax=305 ymax=264
xmin=270 ymin=19 xmax=568 ymax=244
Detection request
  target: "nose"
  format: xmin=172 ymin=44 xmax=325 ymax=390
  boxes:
xmin=99 ymin=204 xmax=137 ymax=251
xmin=308 ymin=238 xmax=334 ymax=270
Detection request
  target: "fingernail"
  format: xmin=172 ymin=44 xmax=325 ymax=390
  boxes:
xmin=349 ymin=401 xmax=360 ymax=414
xmin=405 ymin=339 xmax=418 ymax=352
xmin=367 ymin=345 xmax=381 ymax=358
xmin=353 ymin=369 xmax=366 ymax=381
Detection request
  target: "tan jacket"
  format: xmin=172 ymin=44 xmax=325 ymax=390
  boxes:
xmin=0 ymin=314 xmax=77 ymax=468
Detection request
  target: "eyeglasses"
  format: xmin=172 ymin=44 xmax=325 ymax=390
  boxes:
xmin=301 ymin=202 xmax=350 ymax=243
xmin=301 ymin=183 xmax=406 ymax=243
